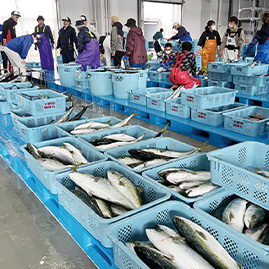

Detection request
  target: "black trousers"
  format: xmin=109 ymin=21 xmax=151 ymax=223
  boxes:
xmin=61 ymin=47 xmax=75 ymax=64
xmin=154 ymin=40 xmax=161 ymax=53
xmin=113 ymin=51 xmax=124 ymax=67
xmin=1 ymin=51 xmax=9 ymax=71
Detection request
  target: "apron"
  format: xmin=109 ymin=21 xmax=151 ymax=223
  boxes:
xmin=200 ymin=37 xmax=217 ymax=73
xmin=255 ymin=38 xmax=269 ymax=64
xmin=222 ymin=29 xmax=240 ymax=62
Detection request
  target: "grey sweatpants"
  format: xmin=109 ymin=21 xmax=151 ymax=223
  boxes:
xmin=1 ymin=47 xmax=27 ymax=81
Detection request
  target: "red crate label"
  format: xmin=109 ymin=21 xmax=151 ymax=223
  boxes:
xmin=172 ymin=105 xmax=179 ymax=112
xmin=198 ymin=112 xmax=207 ymax=119
xmin=233 ymin=120 xmax=243 ymax=129
xmin=44 ymin=102 xmax=56 ymax=109
xmin=134 ymin=95 xmax=140 ymax=100
xmin=187 ymin=96 xmax=194 ymax=102
xmin=21 ymin=129 xmax=26 ymax=135
xmin=151 ymin=100 xmax=157 ymax=106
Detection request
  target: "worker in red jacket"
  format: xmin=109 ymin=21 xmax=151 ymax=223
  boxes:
xmin=123 ymin=18 xmax=147 ymax=68
xmin=1 ymin=11 xmax=21 ymax=73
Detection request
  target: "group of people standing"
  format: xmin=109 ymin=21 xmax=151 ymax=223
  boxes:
xmin=0 ymin=11 xmax=148 ymax=80
xmin=153 ymin=13 xmax=269 ymax=89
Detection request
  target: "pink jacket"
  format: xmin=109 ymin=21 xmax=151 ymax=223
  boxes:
xmin=125 ymin=27 xmax=147 ymax=65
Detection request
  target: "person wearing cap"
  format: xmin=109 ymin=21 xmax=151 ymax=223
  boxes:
xmin=57 ymin=17 xmax=77 ymax=64
xmin=34 ymin=15 xmax=54 ymax=48
xmin=110 ymin=15 xmax=124 ymax=67
xmin=168 ymin=22 xmax=192 ymax=44
xmin=75 ymin=19 xmax=100 ymax=71
xmin=1 ymin=11 xmax=21 ymax=73
xmin=124 ymin=18 xmax=147 ymax=68
xmin=80 ymin=14 xmax=100 ymax=42
xmin=0 ymin=33 xmax=39 ymax=81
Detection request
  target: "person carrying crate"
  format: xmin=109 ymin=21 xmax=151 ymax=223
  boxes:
xmin=243 ymin=13 xmax=269 ymax=69
xmin=196 ymin=20 xmax=221 ymax=73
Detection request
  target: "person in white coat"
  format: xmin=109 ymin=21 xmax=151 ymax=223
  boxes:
xmin=103 ymin=35 xmax=112 ymax=66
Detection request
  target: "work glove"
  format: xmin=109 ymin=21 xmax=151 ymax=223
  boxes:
xmin=123 ymin=55 xmax=129 ymax=62
xmin=167 ymin=60 xmax=173 ymax=65
xmin=50 ymin=42 xmax=54 ymax=50
xmin=161 ymin=63 xmax=168 ymax=70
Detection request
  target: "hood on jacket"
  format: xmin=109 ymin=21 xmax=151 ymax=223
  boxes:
xmin=130 ymin=27 xmax=143 ymax=36
xmin=113 ymin=22 xmax=124 ymax=37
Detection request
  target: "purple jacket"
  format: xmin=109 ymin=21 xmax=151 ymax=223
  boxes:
xmin=125 ymin=27 xmax=147 ymax=65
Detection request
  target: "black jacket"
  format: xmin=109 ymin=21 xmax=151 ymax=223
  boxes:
xmin=57 ymin=26 xmax=77 ymax=49
xmin=77 ymin=26 xmax=96 ymax=53
xmin=255 ymin=23 xmax=269 ymax=45
xmin=198 ymin=29 xmax=221 ymax=47
xmin=34 ymin=24 xmax=54 ymax=44
xmin=2 ymin=17 xmax=17 ymax=41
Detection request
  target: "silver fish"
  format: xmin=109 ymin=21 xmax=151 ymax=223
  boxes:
xmin=26 ymin=143 xmax=41 ymax=159
xmin=92 ymin=198 xmax=113 ymax=218
xmin=109 ymin=110 xmax=139 ymax=129
xmin=185 ymin=183 xmax=218 ymax=197
xmin=110 ymin=203 xmax=129 ymax=216
xmin=102 ymin=133 xmax=136 ymax=142
xmin=146 ymin=228 xmax=214 ymax=269
xmin=54 ymin=107 xmax=75 ymax=124
xmin=37 ymin=158 xmax=73 ymax=171
xmin=173 ymin=216 xmax=242 ymax=269
xmin=107 ymin=170 xmax=142 ymax=208
xmin=38 ymin=146 xmax=76 ymax=165
xmin=132 ymin=159 xmax=169 ymax=170
xmin=222 ymin=198 xmax=248 ymax=232
xmin=244 ymin=204 xmax=267 ymax=229
xmin=245 ymin=224 xmax=268 ymax=241
xmin=69 ymin=172 xmax=136 ymax=210
xmin=74 ymin=121 xmax=111 ymax=131
xmin=179 ymin=180 xmax=208 ymax=190
xmin=62 ymin=142 xmax=88 ymax=165
xmin=117 ymin=157 xmax=143 ymax=166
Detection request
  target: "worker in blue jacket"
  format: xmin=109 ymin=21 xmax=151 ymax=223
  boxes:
xmin=168 ymin=22 xmax=192 ymax=43
xmin=0 ymin=33 xmax=38 ymax=81
xmin=243 ymin=13 xmax=269 ymax=69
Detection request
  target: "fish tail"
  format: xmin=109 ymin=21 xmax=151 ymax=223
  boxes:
xmin=197 ymin=141 xmax=209 ymax=151
xmin=131 ymin=109 xmax=140 ymax=118
xmin=154 ymin=121 xmax=170 ymax=138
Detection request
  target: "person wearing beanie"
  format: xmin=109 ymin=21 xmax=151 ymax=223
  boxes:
xmin=75 ymin=19 xmax=100 ymax=70
xmin=124 ymin=18 xmax=147 ymax=68
xmin=34 ymin=15 xmax=54 ymax=48
xmin=110 ymin=15 xmax=124 ymax=67
xmin=0 ymin=33 xmax=39 ymax=81
xmin=57 ymin=17 xmax=77 ymax=63
xmin=1 ymin=11 xmax=21 ymax=73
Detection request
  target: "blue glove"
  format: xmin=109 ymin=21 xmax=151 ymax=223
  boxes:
xmin=161 ymin=63 xmax=168 ymax=70
xmin=193 ymin=74 xmax=199 ymax=79
xmin=50 ymin=42 xmax=54 ymax=50
xmin=123 ymin=55 xmax=129 ymax=62
xmin=167 ymin=60 xmax=173 ymax=65
xmin=245 ymin=38 xmax=258 ymax=57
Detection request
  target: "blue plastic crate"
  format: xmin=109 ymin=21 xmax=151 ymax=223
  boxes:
xmin=105 ymin=137 xmax=197 ymax=173
xmin=207 ymin=79 xmax=233 ymax=88
xmin=208 ymin=61 xmax=251 ymax=74
xmin=208 ymin=71 xmax=233 ymax=82
xmin=181 ymin=86 xmax=237 ymax=109
xmin=191 ymin=103 xmax=247 ymax=127
xmin=198 ymin=75 xmax=208 ymax=87
xmin=11 ymin=109 xmax=86 ymax=142
xmin=129 ymin=87 xmax=170 ymax=106
xmin=21 ymin=137 xmax=106 ymax=194
xmin=194 ymin=190 xmax=269 ymax=253
xmin=165 ymin=98 xmax=190 ymax=118
xmin=146 ymin=92 xmax=172 ymax=112
xmin=0 ymin=101 xmax=11 ymax=114
xmin=15 ymin=89 xmax=67 ymax=116
xmin=146 ymin=60 xmax=160 ymax=71
xmin=207 ymin=141 xmax=269 ymax=210
xmin=233 ymin=75 xmax=269 ymax=87
xmin=26 ymin=62 xmax=41 ymax=68
xmin=231 ymin=64 xmax=269 ymax=76
xmin=235 ymin=84 xmax=269 ymax=96
xmin=56 ymin=116 xmax=122 ymax=138
xmin=53 ymin=161 xmax=170 ymax=247
xmin=162 ymin=72 xmax=170 ymax=82
xmin=80 ymin=125 xmax=158 ymax=152
xmin=142 ymin=154 xmax=222 ymax=204
xmin=107 ymin=201 xmax=269 ymax=269
xmin=223 ymin=106 xmax=269 ymax=136
xmin=148 ymin=71 xmax=163 ymax=81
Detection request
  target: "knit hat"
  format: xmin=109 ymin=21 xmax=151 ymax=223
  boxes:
xmin=125 ymin=18 xmax=136 ymax=28
xmin=110 ymin=16 xmax=119 ymax=23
